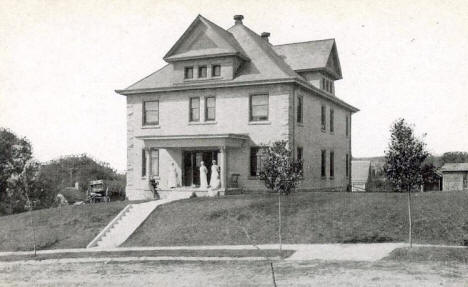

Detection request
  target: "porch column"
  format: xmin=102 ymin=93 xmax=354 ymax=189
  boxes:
xmin=219 ymin=146 xmax=227 ymax=190
xmin=145 ymin=147 xmax=152 ymax=188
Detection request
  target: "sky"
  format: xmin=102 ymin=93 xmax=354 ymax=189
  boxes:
xmin=1 ymin=0 xmax=467 ymax=172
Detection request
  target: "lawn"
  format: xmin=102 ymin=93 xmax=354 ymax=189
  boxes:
xmin=1 ymin=191 xmax=467 ymax=251
xmin=384 ymin=247 xmax=468 ymax=264
xmin=124 ymin=191 xmax=468 ymax=247
xmin=0 ymin=201 xmax=131 ymax=251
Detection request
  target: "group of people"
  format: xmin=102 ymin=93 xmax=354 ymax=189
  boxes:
xmin=167 ymin=160 xmax=220 ymax=190
xmin=199 ymin=160 xmax=220 ymax=190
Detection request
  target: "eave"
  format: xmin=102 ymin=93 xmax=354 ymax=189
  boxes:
xmin=116 ymin=77 xmax=359 ymax=113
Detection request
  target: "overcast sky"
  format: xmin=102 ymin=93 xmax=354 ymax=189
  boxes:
xmin=1 ymin=0 xmax=467 ymax=172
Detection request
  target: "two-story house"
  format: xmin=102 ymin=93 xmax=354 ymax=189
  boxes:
xmin=116 ymin=14 xmax=359 ymax=200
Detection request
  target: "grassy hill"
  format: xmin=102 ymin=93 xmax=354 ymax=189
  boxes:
xmin=123 ymin=191 xmax=468 ymax=247
xmin=0 ymin=201 xmax=130 ymax=251
xmin=1 ymin=192 xmax=467 ymax=251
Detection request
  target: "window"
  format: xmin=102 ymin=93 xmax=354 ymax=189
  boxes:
xmin=321 ymin=105 xmax=326 ymax=131
xmin=331 ymin=82 xmax=334 ymax=94
xmin=150 ymin=149 xmax=159 ymax=176
xmin=464 ymin=173 xmax=468 ymax=189
xmin=297 ymin=95 xmax=303 ymax=123
xmin=297 ymin=147 xmax=303 ymax=175
xmin=250 ymin=147 xmax=265 ymax=176
xmin=321 ymin=150 xmax=326 ymax=177
xmin=250 ymin=94 xmax=269 ymax=121
xmin=198 ymin=66 xmax=207 ymax=78
xmin=143 ymin=101 xmax=159 ymax=125
xmin=330 ymin=151 xmax=335 ymax=178
xmin=212 ymin=65 xmax=221 ymax=77
xmin=205 ymin=96 xmax=216 ymax=121
xmin=346 ymin=115 xmax=349 ymax=137
xmin=141 ymin=149 xmax=146 ymax=177
xmin=189 ymin=97 xmax=200 ymax=122
xmin=184 ymin=66 xmax=193 ymax=79
xmin=346 ymin=154 xmax=349 ymax=177
xmin=330 ymin=109 xmax=334 ymax=133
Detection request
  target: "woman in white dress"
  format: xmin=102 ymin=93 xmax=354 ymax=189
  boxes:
xmin=199 ymin=161 xmax=208 ymax=190
xmin=168 ymin=162 xmax=178 ymax=188
xmin=209 ymin=160 xmax=221 ymax=190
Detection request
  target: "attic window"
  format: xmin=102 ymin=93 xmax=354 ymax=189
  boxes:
xmin=198 ymin=66 xmax=207 ymax=78
xmin=212 ymin=65 xmax=221 ymax=77
xmin=321 ymin=77 xmax=334 ymax=94
xmin=184 ymin=67 xmax=193 ymax=79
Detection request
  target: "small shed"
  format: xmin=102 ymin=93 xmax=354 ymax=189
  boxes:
xmin=351 ymin=161 xmax=371 ymax=192
xmin=441 ymin=163 xmax=468 ymax=191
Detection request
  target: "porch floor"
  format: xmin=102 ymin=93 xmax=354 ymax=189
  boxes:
xmin=157 ymin=187 xmax=243 ymax=199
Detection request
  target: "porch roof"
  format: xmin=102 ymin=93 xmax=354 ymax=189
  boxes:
xmin=136 ymin=133 xmax=249 ymax=148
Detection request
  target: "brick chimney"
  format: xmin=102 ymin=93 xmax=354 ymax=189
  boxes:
xmin=234 ymin=15 xmax=244 ymax=24
xmin=261 ymin=32 xmax=270 ymax=42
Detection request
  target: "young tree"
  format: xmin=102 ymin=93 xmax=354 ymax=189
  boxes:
xmin=258 ymin=140 xmax=303 ymax=195
xmin=384 ymin=119 xmax=428 ymax=247
xmin=258 ymin=140 xmax=303 ymax=253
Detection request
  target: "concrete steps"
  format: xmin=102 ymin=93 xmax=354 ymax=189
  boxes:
xmin=87 ymin=196 xmax=190 ymax=249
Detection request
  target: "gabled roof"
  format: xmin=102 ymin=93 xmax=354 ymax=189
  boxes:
xmin=163 ymin=15 xmax=249 ymax=62
xmin=351 ymin=161 xmax=371 ymax=183
xmin=273 ymin=39 xmax=343 ymax=80
xmin=117 ymin=15 xmax=358 ymax=112
xmin=441 ymin=163 xmax=468 ymax=172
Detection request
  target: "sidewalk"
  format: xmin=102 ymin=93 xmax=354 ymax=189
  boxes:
xmin=0 ymin=243 xmax=415 ymax=262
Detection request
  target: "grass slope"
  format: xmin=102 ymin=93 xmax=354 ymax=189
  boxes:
xmin=124 ymin=191 xmax=468 ymax=247
xmin=385 ymin=247 xmax=468 ymax=263
xmin=0 ymin=201 xmax=130 ymax=251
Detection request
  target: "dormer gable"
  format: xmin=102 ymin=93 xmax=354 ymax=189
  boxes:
xmin=163 ymin=15 xmax=249 ymax=63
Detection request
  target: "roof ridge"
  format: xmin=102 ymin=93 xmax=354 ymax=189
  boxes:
xmin=274 ymin=38 xmax=335 ymax=47
xmin=228 ymin=24 xmax=299 ymax=78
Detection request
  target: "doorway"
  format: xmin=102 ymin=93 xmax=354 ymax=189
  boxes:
xmin=182 ymin=150 xmax=219 ymax=187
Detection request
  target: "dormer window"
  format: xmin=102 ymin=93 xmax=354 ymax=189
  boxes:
xmin=184 ymin=67 xmax=193 ymax=79
xmin=198 ymin=66 xmax=207 ymax=78
xmin=321 ymin=77 xmax=334 ymax=94
xmin=212 ymin=65 xmax=221 ymax=77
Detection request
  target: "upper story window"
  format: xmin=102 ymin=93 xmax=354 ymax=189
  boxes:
xmin=212 ymin=65 xmax=221 ymax=77
xmin=297 ymin=95 xmax=303 ymax=124
xmin=198 ymin=66 xmax=207 ymax=78
xmin=345 ymin=115 xmax=350 ymax=137
xmin=143 ymin=101 xmax=159 ymax=126
xmin=330 ymin=108 xmax=334 ymax=133
xmin=189 ymin=97 xmax=200 ymax=122
xmin=321 ymin=105 xmax=326 ymax=131
xmin=250 ymin=94 xmax=269 ymax=121
xmin=184 ymin=66 xmax=194 ymax=79
xmin=205 ymin=96 xmax=216 ymax=121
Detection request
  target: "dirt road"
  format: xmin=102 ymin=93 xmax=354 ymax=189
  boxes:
xmin=1 ymin=259 xmax=466 ymax=286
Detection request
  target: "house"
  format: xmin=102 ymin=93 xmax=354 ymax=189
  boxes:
xmin=441 ymin=163 xmax=468 ymax=191
xmin=116 ymin=15 xmax=359 ymax=200
xmin=351 ymin=160 xmax=371 ymax=192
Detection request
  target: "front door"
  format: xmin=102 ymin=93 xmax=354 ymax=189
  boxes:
xmin=182 ymin=150 xmax=218 ymax=187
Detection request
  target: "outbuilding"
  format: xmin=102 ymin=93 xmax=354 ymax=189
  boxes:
xmin=441 ymin=163 xmax=468 ymax=191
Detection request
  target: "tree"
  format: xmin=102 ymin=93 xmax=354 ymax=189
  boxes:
xmin=0 ymin=128 xmax=34 ymax=214
xmin=441 ymin=151 xmax=468 ymax=164
xmin=258 ymin=140 xmax=303 ymax=195
xmin=384 ymin=119 xmax=429 ymax=247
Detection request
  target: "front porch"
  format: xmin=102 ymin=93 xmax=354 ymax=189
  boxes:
xmin=136 ymin=133 xmax=249 ymax=199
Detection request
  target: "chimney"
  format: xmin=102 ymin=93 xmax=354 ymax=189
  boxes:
xmin=234 ymin=15 xmax=244 ymax=24
xmin=261 ymin=32 xmax=270 ymax=42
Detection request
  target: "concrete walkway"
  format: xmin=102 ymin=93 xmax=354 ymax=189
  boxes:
xmin=0 ymin=243 xmax=420 ymax=262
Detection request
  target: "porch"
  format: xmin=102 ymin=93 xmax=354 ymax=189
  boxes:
xmin=137 ymin=133 xmax=249 ymax=194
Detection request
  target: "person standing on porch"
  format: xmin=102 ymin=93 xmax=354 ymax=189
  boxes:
xmin=210 ymin=160 xmax=221 ymax=190
xmin=199 ymin=161 xmax=208 ymax=190
xmin=168 ymin=162 xmax=178 ymax=188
